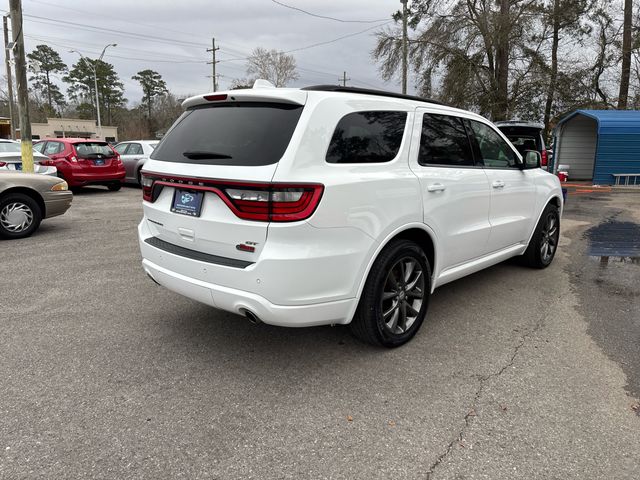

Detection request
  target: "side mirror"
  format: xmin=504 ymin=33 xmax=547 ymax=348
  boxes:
xmin=523 ymin=150 xmax=541 ymax=169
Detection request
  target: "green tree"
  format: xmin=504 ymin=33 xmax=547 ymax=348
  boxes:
xmin=131 ymin=69 xmax=168 ymax=124
xmin=63 ymin=58 xmax=126 ymax=125
xmin=27 ymin=44 xmax=67 ymax=116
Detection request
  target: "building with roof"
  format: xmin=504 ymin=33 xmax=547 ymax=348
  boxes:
xmin=31 ymin=117 xmax=118 ymax=143
xmin=553 ymin=110 xmax=640 ymax=185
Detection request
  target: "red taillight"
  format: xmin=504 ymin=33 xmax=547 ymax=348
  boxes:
xmin=114 ymin=153 xmax=122 ymax=165
xmin=541 ymin=149 xmax=548 ymax=167
xmin=203 ymin=94 xmax=227 ymax=101
xmin=0 ymin=161 xmax=6 ymax=167
xmin=141 ymin=174 xmax=154 ymax=201
xmin=65 ymin=153 xmax=78 ymax=163
xmin=141 ymin=173 xmax=324 ymax=222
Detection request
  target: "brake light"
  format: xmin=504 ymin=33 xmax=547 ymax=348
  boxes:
xmin=65 ymin=153 xmax=78 ymax=163
xmin=114 ymin=153 xmax=122 ymax=165
xmin=141 ymin=174 xmax=154 ymax=201
xmin=141 ymin=174 xmax=324 ymax=222
xmin=541 ymin=149 xmax=548 ymax=167
xmin=203 ymin=94 xmax=227 ymax=101
xmin=0 ymin=161 xmax=6 ymax=167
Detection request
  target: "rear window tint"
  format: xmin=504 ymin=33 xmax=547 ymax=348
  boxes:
xmin=0 ymin=142 xmax=21 ymax=153
xmin=74 ymin=142 xmax=114 ymax=158
xmin=419 ymin=114 xmax=474 ymax=167
xmin=326 ymin=111 xmax=407 ymax=164
xmin=151 ymin=103 xmax=303 ymax=166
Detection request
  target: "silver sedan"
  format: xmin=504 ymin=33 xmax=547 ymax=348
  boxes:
xmin=0 ymin=139 xmax=58 ymax=176
xmin=114 ymin=140 xmax=158 ymax=185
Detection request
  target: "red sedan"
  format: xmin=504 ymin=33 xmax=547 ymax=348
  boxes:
xmin=34 ymin=138 xmax=125 ymax=191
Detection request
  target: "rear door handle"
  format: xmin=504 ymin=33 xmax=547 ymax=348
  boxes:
xmin=492 ymin=180 xmax=505 ymax=189
xmin=427 ymin=183 xmax=446 ymax=192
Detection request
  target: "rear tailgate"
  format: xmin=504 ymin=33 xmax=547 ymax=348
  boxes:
xmin=141 ymin=97 xmax=306 ymax=264
xmin=72 ymin=141 xmax=119 ymax=172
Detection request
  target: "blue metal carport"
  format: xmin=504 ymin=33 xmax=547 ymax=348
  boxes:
xmin=554 ymin=110 xmax=640 ymax=185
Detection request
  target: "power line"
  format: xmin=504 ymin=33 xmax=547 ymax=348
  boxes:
xmin=284 ymin=22 xmax=392 ymax=54
xmin=23 ymin=33 xmax=205 ymax=63
xmin=271 ymin=0 xmax=390 ymax=23
xmin=18 ymin=13 xmax=211 ymax=49
xmin=24 ymin=35 xmax=206 ymax=64
xmin=28 ymin=0 xmax=213 ymax=44
xmin=217 ymin=21 xmax=392 ymax=64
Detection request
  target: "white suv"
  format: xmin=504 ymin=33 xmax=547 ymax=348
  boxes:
xmin=138 ymin=82 xmax=562 ymax=347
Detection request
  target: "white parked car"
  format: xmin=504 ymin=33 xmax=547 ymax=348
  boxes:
xmin=138 ymin=82 xmax=563 ymax=347
xmin=0 ymin=139 xmax=57 ymax=176
xmin=114 ymin=140 xmax=158 ymax=185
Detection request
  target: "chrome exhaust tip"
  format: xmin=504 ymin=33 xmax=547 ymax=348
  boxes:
xmin=243 ymin=310 xmax=262 ymax=325
xmin=145 ymin=271 xmax=161 ymax=286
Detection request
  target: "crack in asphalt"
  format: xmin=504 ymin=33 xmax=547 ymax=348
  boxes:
xmin=425 ymin=314 xmax=548 ymax=479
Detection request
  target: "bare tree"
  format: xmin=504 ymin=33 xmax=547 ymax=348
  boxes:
xmin=246 ymin=48 xmax=299 ymax=87
xmin=618 ymin=0 xmax=633 ymax=108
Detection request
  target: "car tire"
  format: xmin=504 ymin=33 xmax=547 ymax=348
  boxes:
xmin=520 ymin=203 xmax=560 ymax=269
xmin=137 ymin=168 xmax=142 ymax=187
xmin=350 ymin=239 xmax=431 ymax=348
xmin=108 ymin=183 xmax=122 ymax=192
xmin=0 ymin=193 xmax=42 ymax=240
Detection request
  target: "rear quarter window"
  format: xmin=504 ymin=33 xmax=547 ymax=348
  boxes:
xmin=151 ymin=102 xmax=303 ymax=166
xmin=326 ymin=111 xmax=407 ymax=164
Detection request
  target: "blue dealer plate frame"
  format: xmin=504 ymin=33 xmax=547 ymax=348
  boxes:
xmin=171 ymin=189 xmax=204 ymax=217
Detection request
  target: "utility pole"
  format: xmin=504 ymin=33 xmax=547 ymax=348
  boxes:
xmin=207 ymin=38 xmax=219 ymax=92
xmin=3 ymin=15 xmax=16 ymax=139
xmin=339 ymin=71 xmax=350 ymax=87
xmin=9 ymin=0 xmax=33 ymax=172
xmin=401 ymin=0 xmax=408 ymax=94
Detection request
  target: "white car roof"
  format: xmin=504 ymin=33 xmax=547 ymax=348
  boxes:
xmin=180 ymin=81 xmax=489 ymax=125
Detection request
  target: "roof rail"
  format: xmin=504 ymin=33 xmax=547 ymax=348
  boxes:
xmin=301 ymin=85 xmax=445 ymax=106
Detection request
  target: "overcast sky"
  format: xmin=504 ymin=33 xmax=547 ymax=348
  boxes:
xmin=9 ymin=0 xmax=404 ymax=107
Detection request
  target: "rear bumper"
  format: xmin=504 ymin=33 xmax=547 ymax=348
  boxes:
xmin=65 ymin=170 xmax=125 ymax=186
xmin=141 ymin=258 xmax=356 ymax=327
xmin=138 ymin=217 xmax=369 ymax=327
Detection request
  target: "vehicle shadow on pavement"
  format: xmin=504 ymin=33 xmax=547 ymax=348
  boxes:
xmin=155 ymin=258 xmax=536 ymax=366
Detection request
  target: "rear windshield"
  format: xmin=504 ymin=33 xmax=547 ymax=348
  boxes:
xmin=73 ymin=142 xmax=115 ymax=158
xmin=0 ymin=142 xmax=21 ymax=153
xmin=151 ymin=102 xmax=303 ymax=166
xmin=505 ymin=135 xmax=541 ymax=156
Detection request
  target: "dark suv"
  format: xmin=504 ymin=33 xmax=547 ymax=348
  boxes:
xmin=495 ymin=121 xmax=549 ymax=170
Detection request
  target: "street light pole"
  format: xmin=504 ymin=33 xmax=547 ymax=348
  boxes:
xmin=70 ymin=43 xmax=116 ymax=139
xmin=3 ymin=14 xmax=16 ymax=139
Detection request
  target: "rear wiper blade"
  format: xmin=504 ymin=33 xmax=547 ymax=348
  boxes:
xmin=182 ymin=150 xmax=232 ymax=160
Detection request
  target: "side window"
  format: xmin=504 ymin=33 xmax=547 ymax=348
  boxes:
xmin=44 ymin=141 xmax=62 ymax=155
xmin=419 ymin=114 xmax=474 ymax=167
xmin=128 ymin=143 xmax=143 ymax=155
xmin=469 ymin=121 xmax=519 ymax=168
xmin=326 ymin=111 xmax=407 ymax=164
xmin=114 ymin=143 xmax=129 ymax=154
xmin=33 ymin=142 xmax=46 ymax=153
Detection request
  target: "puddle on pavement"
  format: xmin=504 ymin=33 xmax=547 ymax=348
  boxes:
xmin=586 ymin=221 xmax=640 ymax=267
xmin=584 ymin=220 xmax=640 ymax=297
xmin=591 ymin=255 xmax=640 ymax=268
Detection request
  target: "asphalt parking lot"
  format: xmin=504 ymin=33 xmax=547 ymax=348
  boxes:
xmin=2 ymin=186 xmax=639 ymax=479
